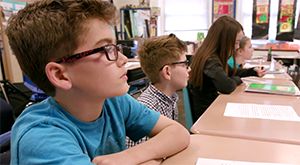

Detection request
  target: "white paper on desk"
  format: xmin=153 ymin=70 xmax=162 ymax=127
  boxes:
xmin=241 ymin=78 xmax=269 ymax=84
xmin=125 ymin=62 xmax=140 ymax=68
xmin=196 ymin=158 xmax=290 ymax=165
xmin=243 ymin=63 xmax=269 ymax=69
xmin=262 ymin=74 xmax=275 ymax=78
xmin=224 ymin=103 xmax=300 ymax=122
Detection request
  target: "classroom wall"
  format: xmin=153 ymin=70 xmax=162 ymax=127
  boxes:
xmin=2 ymin=0 xmax=299 ymax=83
xmin=0 ymin=0 xmax=140 ymax=83
xmin=114 ymin=0 xmax=138 ymax=10
xmin=0 ymin=0 xmax=30 ymax=83
xmin=6 ymin=54 xmax=22 ymax=82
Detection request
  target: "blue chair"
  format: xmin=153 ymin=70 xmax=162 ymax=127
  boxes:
xmin=23 ymin=75 xmax=48 ymax=101
xmin=182 ymin=87 xmax=193 ymax=131
xmin=0 ymin=131 xmax=11 ymax=146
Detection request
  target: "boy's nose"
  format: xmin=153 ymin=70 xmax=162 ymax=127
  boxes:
xmin=117 ymin=52 xmax=128 ymax=66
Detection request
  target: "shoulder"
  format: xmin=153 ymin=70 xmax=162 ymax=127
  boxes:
xmin=204 ymin=55 xmax=222 ymax=70
xmin=137 ymin=85 xmax=163 ymax=109
xmin=13 ymin=98 xmax=56 ymax=132
xmin=11 ymin=98 xmax=82 ymax=163
xmin=12 ymin=122 xmax=89 ymax=164
xmin=206 ymin=54 xmax=220 ymax=64
xmin=228 ymin=56 xmax=234 ymax=67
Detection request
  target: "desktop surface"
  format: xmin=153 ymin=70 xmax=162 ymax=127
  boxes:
xmin=190 ymin=94 xmax=300 ymax=145
xmin=161 ymin=134 xmax=300 ymax=165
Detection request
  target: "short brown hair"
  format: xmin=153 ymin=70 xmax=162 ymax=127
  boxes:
xmin=138 ymin=34 xmax=187 ymax=83
xmin=5 ymin=0 xmax=118 ymax=96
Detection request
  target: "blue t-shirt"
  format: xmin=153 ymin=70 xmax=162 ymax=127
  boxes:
xmin=228 ymin=57 xmax=240 ymax=68
xmin=10 ymin=94 xmax=160 ymax=165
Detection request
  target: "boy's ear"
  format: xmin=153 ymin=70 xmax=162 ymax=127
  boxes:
xmin=161 ymin=65 xmax=172 ymax=80
xmin=45 ymin=62 xmax=72 ymax=90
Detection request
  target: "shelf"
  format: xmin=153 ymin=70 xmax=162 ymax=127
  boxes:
xmin=120 ymin=8 xmax=150 ymax=11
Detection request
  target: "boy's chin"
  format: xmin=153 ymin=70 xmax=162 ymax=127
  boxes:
xmin=110 ymin=84 xmax=130 ymax=97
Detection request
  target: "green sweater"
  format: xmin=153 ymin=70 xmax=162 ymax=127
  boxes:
xmin=228 ymin=56 xmax=240 ymax=68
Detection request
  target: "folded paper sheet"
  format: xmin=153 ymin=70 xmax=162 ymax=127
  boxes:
xmin=224 ymin=102 xmax=300 ymax=122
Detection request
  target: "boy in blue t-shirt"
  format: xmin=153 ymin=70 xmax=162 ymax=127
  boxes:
xmin=5 ymin=1 xmax=190 ymax=164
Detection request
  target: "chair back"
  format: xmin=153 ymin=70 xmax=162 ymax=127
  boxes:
xmin=0 ymin=131 xmax=11 ymax=146
xmin=182 ymin=87 xmax=193 ymax=130
xmin=23 ymin=75 xmax=48 ymax=101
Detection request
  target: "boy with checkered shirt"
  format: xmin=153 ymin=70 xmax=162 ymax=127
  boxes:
xmin=126 ymin=34 xmax=191 ymax=148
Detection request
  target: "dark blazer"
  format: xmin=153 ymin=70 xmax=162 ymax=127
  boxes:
xmin=188 ymin=55 xmax=258 ymax=122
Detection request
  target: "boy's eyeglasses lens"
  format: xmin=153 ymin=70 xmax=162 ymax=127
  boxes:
xmin=106 ymin=44 xmax=123 ymax=61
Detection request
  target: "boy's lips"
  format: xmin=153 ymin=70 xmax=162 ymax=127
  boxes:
xmin=121 ymin=71 xmax=128 ymax=79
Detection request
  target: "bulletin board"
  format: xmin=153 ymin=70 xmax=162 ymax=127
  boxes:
xmin=276 ymin=0 xmax=298 ymax=41
xmin=212 ymin=0 xmax=236 ymax=23
xmin=251 ymin=0 xmax=271 ymax=40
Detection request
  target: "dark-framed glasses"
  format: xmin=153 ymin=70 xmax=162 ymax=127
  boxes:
xmin=55 ymin=43 xmax=123 ymax=63
xmin=159 ymin=60 xmax=189 ymax=71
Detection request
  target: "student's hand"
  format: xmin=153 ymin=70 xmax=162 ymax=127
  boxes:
xmin=254 ymin=67 xmax=267 ymax=77
xmin=139 ymin=159 xmax=163 ymax=165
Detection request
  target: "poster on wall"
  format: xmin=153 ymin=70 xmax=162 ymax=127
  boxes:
xmin=256 ymin=0 xmax=269 ymax=23
xmin=251 ymin=0 xmax=271 ymax=40
xmin=212 ymin=0 xmax=236 ymax=23
xmin=276 ymin=0 xmax=297 ymax=41
xmin=0 ymin=0 xmax=26 ymax=21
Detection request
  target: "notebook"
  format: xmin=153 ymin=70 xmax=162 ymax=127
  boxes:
xmin=245 ymin=83 xmax=300 ymax=96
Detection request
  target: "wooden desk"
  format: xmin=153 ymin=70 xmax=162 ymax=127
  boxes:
xmin=231 ymin=79 xmax=297 ymax=96
xmin=243 ymin=60 xmax=292 ymax=81
xmin=262 ymin=72 xmax=292 ymax=80
xmin=161 ymin=135 xmax=300 ymax=165
xmin=248 ymin=73 xmax=292 ymax=81
xmin=190 ymin=93 xmax=300 ymax=145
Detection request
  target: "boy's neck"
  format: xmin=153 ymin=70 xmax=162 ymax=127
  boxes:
xmin=153 ymin=82 xmax=176 ymax=98
xmin=54 ymin=91 xmax=105 ymax=122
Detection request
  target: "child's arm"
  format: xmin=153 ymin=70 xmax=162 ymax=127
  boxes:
xmin=92 ymin=115 xmax=190 ymax=165
xmin=139 ymin=159 xmax=163 ymax=165
xmin=135 ymin=115 xmax=190 ymax=163
xmin=205 ymin=59 xmax=243 ymax=94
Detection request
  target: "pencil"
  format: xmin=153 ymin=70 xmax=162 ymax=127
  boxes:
xmin=259 ymin=59 xmax=262 ymax=70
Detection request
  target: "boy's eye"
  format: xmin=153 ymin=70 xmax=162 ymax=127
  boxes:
xmin=106 ymin=47 xmax=113 ymax=52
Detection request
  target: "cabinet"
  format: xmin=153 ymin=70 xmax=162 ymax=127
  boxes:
xmin=119 ymin=8 xmax=153 ymax=40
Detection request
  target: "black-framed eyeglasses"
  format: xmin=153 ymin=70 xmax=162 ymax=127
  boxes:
xmin=55 ymin=44 xmax=123 ymax=63
xmin=159 ymin=60 xmax=189 ymax=71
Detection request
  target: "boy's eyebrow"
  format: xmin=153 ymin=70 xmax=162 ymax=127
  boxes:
xmin=94 ymin=38 xmax=116 ymax=47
